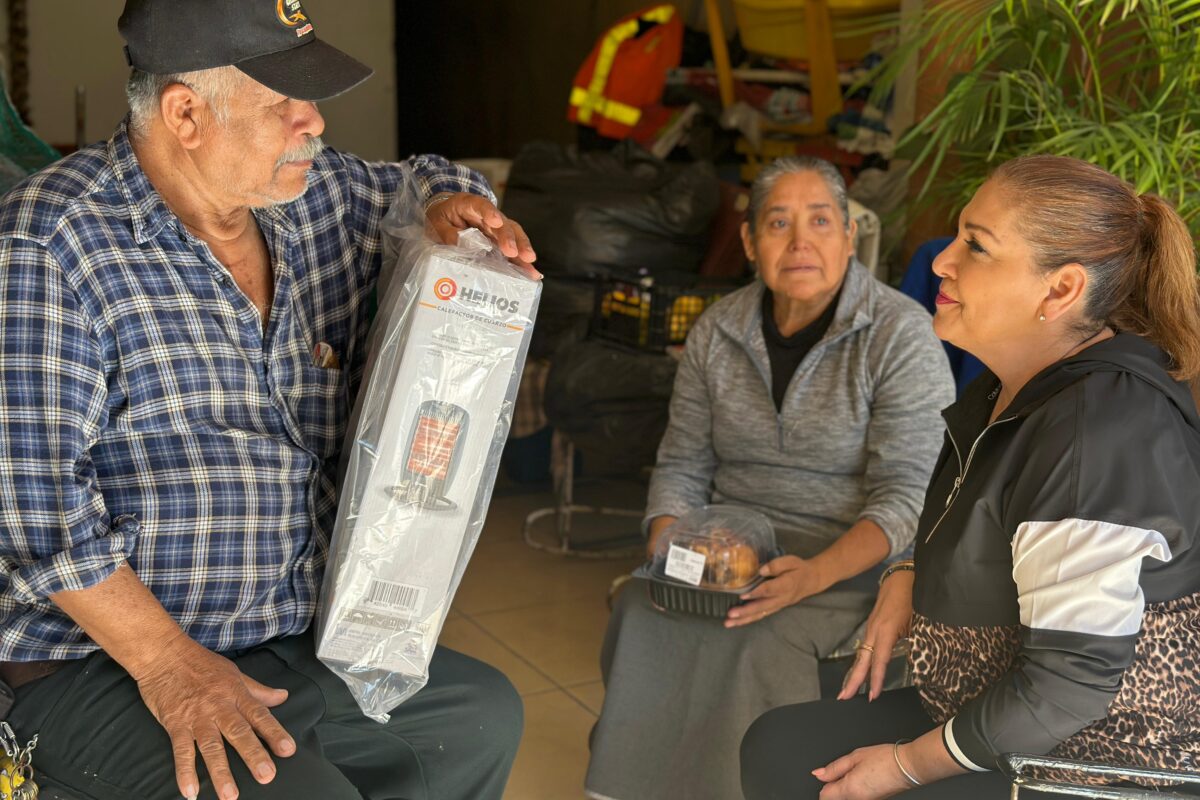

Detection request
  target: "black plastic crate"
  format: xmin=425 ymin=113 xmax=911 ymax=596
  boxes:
xmin=592 ymin=271 xmax=737 ymax=352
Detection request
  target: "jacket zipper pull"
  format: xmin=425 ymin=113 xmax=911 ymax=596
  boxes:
xmin=945 ymin=476 xmax=962 ymax=509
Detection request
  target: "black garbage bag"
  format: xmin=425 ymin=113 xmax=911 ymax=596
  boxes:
xmin=502 ymin=140 xmax=719 ymax=278
xmin=544 ymin=339 xmax=678 ymax=477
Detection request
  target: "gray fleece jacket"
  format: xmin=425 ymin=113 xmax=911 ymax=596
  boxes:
xmin=645 ymin=259 xmax=955 ymax=557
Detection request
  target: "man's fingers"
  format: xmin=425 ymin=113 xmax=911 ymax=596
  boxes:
xmin=243 ymin=700 xmax=296 ymax=758
xmin=219 ymin=712 xmax=277 ymax=786
xmin=168 ymin=727 xmax=200 ymax=800
xmin=428 ymin=214 xmax=541 ymax=276
xmin=196 ymin=724 xmax=240 ymax=800
xmin=506 ymin=220 xmax=536 ymax=263
xmin=490 ymin=223 xmax=520 ymax=258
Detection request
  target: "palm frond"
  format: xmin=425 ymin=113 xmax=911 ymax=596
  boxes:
xmin=867 ymin=0 xmax=1200 ymax=250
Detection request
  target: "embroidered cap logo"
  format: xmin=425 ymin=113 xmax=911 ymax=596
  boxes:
xmin=434 ymin=278 xmax=458 ymax=300
xmin=276 ymin=0 xmax=313 ymax=36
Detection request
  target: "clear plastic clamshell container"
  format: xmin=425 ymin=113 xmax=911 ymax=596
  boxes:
xmin=639 ymin=505 xmax=778 ymax=617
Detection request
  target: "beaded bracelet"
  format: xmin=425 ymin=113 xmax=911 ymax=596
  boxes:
xmin=878 ymin=559 xmax=915 ymax=587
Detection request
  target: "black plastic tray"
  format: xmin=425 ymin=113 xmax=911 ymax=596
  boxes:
xmin=633 ymin=563 xmax=765 ymax=619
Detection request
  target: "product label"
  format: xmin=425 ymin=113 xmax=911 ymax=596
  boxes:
xmin=665 ymin=544 xmax=706 ymax=586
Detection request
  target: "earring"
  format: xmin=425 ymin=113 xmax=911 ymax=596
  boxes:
xmin=1039 ymin=314 xmax=1046 ymax=321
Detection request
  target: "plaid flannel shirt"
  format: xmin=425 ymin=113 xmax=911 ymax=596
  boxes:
xmin=0 ymin=121 xmax=494 ymax=661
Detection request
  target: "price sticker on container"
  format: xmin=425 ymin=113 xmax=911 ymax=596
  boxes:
xmin=664 ymin=544 xmax=706 ymax=586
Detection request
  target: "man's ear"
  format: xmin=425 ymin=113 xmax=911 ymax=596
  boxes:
xmin=1040 ymin=262 xmax=1089 ymax=322
xmin=159 ymin=83 xmax=206 ymax=150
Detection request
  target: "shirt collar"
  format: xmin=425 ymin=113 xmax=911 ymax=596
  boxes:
xmin=108 ymin=118 xmax=302 ymax=245
xmin=109 ymin=118 xmax=180 ymax=245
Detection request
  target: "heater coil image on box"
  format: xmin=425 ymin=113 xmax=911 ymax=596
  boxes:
xmin=389 ymin=401 xmax=470 ymax=511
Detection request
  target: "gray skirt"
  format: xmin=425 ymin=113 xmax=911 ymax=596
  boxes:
xmin=585 ymin=562 xmax=876 ymax=800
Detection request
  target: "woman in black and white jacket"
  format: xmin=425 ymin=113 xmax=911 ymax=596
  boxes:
xmin=740 ymin=155 xmax=1200 ymax=798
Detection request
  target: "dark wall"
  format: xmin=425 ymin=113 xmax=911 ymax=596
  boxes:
xmin=394 ymin=0 xmax=702 ymax=159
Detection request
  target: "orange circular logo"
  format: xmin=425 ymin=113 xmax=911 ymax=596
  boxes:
xmin=434 ymin=278 xmax=458 ymax=300
xmin=276 ymin=0 xmax=308 ymax=27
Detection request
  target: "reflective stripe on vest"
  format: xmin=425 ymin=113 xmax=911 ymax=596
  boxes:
xmin=569 ymin=87 xmax=641 ymax=126
xmin=571 ymin=4 xmax=676 ymax=127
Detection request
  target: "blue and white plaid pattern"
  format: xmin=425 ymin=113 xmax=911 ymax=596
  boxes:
xmin=0 ymin=122 xmax=494 ymax=661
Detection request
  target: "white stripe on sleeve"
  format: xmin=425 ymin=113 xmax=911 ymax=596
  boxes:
xmin=943 ymin=717 xmax=990 ymax=772
xmin=1011 ymin=518 xmax=1171 ymax=637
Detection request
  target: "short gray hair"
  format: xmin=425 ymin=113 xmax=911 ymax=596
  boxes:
xmin=126 ymin=66 xmax=245 ymax=136
xmin=746 ymin=156 xmax=850 ymax=233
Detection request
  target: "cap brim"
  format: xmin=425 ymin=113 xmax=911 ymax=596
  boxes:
xmin=237 ymin=38 xmax=373 ymax=102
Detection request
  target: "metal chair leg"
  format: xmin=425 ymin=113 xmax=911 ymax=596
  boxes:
xmin=523 ymin=440 xmax=646 ymax=559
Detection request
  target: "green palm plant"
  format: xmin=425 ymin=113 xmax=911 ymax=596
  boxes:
xmin=864 ymin=0 xmax=1200 ymax=243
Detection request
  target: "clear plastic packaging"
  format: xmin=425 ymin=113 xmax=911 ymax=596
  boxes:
xmin=649 ymin=505 xmax=776 ymax=590
xmin=315 ymin=167 xmax=541 ymax=721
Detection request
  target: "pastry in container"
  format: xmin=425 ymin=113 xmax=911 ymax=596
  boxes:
xmin=638 ymin=505 xmax=778 ymax=618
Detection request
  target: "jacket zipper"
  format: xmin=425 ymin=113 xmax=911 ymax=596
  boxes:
xmin=923 ymin=415 xmax=1017 ymax=543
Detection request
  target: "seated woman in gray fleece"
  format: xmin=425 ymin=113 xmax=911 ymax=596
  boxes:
xmin=585 ymin=157 xmax=955 ymax=800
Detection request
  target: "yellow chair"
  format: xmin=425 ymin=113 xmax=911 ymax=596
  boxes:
xmin=704 ymin=0 xmax=843 ymax=139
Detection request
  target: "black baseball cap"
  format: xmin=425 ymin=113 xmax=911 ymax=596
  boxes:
xmin=118 ymin=0 xmax=374 ymax=101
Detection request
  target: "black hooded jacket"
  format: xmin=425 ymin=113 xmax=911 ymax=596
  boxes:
xmin=911 ymin=333 xmax=1200 ymax=772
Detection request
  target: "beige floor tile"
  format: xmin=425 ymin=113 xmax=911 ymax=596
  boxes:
xmin=504 ymin=690 xmax=595 ymax=800
xmin=454 ymin=538 xmax=641 ymax=616
xmin=437 ymin=616 xmax=554 ymax=696
xmin=473 ymin=598 xmax=612 ymax=687
xmin=478 ymin=490 xmax=556 ymax=543
xmin=563 ymin=680 xmax=605 ymax=717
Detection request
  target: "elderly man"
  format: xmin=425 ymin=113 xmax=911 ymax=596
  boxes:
xmin=0 ymin=2 xmax=535 ymax=799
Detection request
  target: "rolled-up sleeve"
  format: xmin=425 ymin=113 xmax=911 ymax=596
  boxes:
xmin=0 ymin=238 xmax=130 ymax=606
xmin=643 ymin=316 xmax=719 ymax=532
xmin=859 ymin=312 xmax=955 ymax=556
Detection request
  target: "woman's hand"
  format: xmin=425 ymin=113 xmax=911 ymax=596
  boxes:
xmin=725 ymin=555 xmax=827 ymax=628
xmin=645 ymin=515 xmax=678 ymax=559
xmin=812 ymin=743 xmax=912 ymax=800
xmin=838 ymin=570 xmax=913 ymax=701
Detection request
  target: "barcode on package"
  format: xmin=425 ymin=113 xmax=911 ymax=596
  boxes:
xmin=366 ymin=579 xmax=427 ymax=613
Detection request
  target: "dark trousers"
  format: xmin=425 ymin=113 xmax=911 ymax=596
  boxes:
xmin=741 ymin=688 xmax=1062 ymax=799
xmin=6 ymin=633 xmax=523 ymax=800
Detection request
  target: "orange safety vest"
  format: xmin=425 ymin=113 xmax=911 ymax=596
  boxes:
xmin=567 ymin=4 xmax=683 ymax=140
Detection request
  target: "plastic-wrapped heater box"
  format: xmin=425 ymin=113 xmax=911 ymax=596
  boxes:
xmin=317 ymin=192 xmax=540 ymax=720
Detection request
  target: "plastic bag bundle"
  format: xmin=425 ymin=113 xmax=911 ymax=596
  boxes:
xmin=316 ymin=168 xmax=541 ymax=720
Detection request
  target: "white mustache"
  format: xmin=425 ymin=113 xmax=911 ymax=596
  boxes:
xmin=276 ymin=136 xmax=325 ymax=168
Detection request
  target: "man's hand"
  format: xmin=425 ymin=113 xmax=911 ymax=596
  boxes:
xmin=134 ymin=632 xmax=295 ymax=800
xmin=812 ymin=743 xmax=913 ymax=800
xmin=425 ymin=192 xmax=540 ymax=279
xmin=724 ymin=555 xmax=827 ymax=628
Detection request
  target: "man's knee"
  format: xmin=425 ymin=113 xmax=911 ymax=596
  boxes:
xmin=429 ymin=647 xmax=523 ymax=758
xmin=464 ymin=658 xmax=524 ymax=756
